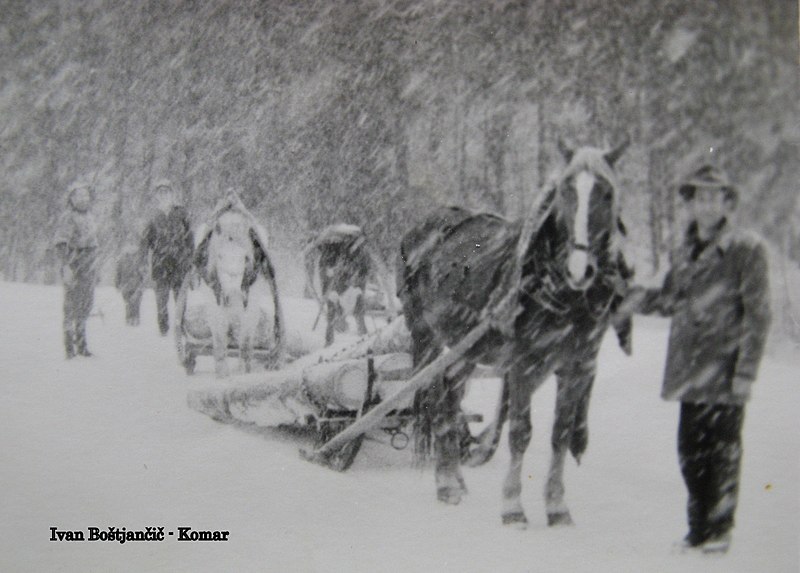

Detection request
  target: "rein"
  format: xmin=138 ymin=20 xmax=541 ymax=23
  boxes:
xmin=495 ymin=185 xmax=624 ymax=323
xmin=483 ymin=183 xmax=557 ymax=331
xmin=529 ymin=256 xmax=621 ymax=320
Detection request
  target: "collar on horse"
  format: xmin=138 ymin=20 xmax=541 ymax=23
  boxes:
xmin=526 ymin=249 xmax=626 ymax=319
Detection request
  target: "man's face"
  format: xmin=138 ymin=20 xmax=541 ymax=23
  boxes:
xmin=71 ymin=188 xmax=91 ymax=212
xmin=156 ymin=186 xmax=176 ymax=209
xmin=689 ymin=187 xmax=729 ymax=232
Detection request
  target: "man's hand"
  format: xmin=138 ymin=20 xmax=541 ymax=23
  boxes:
xmin=61 ymin=266 xmax=74 ymax=285
xmin=732 ymin=375 xmax=752 ymax=400
xmin=615 ymin=286 xmax=647 ymax=318
xmin=188 ymin=270 xmax=200 ymax=290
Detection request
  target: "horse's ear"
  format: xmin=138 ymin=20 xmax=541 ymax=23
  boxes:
xmin=557 ymin=138 xmax=574 ymax=164
xmin=605 ymin=137 xmax=630 ymax=168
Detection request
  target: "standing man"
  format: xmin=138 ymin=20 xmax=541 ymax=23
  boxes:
xmin=115 ymin=243 xmax=146 ymax=326
xmin=623 ymin=164 xmax=772 ymax=553
xmin=141 ymin=179 xmax=194 ymax=335
xmin=54 ymin=183 xmax=100 ymax=358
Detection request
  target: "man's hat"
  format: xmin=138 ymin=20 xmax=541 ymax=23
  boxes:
xmin=678 ymin=164 xmax=737 ymax=203
xmin=154 ymin=179 xmax=174 ymax=193
xmin=66 ymin=182 xmax=93 ymax=202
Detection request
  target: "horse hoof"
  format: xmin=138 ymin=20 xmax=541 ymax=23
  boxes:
xmin=457 ymin=474 xmax=469 ymax=495
xmin=547 ymin=511 xmax=574 ymax=527
xmin=502 ymin=512 xmax=528 ymax=529
xmin=437 ymin=487 xmax=463 ymax=505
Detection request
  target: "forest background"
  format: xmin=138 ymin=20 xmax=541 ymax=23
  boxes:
xmin=1 ymin=0 xmax=798 ymax=336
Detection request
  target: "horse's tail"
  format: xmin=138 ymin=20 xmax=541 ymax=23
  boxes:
xmin=397 ymin=233 xmax=439 ymax=466
xmin=464 ymin=372 xmax=509 ymax=467
xmin=412 ymin=379 xmax=435 ymax=466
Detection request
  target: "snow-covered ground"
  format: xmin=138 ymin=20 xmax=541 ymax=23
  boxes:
xmin=0 ymin=281 xmax=797 ymax=572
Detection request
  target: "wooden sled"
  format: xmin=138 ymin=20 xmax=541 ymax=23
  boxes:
xmin=301 ymin=321 xmax=491 ymax=470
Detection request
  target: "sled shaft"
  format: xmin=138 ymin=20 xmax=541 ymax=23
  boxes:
xmin=312 ymin=320 xmax=491 ymax=458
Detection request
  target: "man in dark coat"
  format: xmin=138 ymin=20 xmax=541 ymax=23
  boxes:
xmin=623 ymin=164 xmax=772 ymax=553
xmin=140 ymin=180 xmax=194 ymax=335
xmin=54 ymin=183 xmax=99 ymax=358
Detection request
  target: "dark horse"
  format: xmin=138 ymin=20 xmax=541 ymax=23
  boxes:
xmin=397 ymin=141 xmax=632 ymax=527
xmin=305 ymin=225 xmax=373 ymax=346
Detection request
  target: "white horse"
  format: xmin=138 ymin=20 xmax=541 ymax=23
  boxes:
xmin=193 ymin=194 xmax=283 ymax=377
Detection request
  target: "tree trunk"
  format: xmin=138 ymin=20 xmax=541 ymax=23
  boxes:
xmin=647 ymin=149 xmax=662 ymax=272
xmin=537 ymin=100 xmax=548 ymax=189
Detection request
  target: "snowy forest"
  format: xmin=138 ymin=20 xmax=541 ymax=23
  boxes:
xmin=1 ymin=1 xmax=798 ymax=302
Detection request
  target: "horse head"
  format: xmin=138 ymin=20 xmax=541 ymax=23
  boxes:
xmin=207 ymin=210 xmax=255 ymax=307
xmin=553 ymin=138 xmax=629 ymax=291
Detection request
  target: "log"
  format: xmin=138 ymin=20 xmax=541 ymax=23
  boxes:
xmin=187 ymin=318 xmax=413 ymax=427
xmin=301 ymin=353 xmax=413 ymax=411
xmin=188 ymin=351 xmax=414 ymax=426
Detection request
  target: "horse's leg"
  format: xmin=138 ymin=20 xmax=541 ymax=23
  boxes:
xmin=354 ymin=289 xmax=368 ymax=336
xmin=433 ymin=359 xmax=474 ymax=504
xmin=239 ymin=309 xmax=253 ymax=374
xmin=211 ymin=304 xmax=230 ymax=378
xmin=410 ymin=326 xmax=441 ymax=459
xmin=465 ymin=372 xmax=510 ymax=467
xmin=545 ymin=359 xmax=596 ymax=526
xmin=501 ymin=363 xmax=541 ymax=527
xmin=324 ymin=299 xmax=336 ymax=347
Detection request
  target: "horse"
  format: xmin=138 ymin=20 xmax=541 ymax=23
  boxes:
xmin=305 ymin=224 xmax=397 ymax=346
xmin=192 ymin=193 xmax=284 ymax=377
xmin=397 ymin=140 xmax=632 ymax=527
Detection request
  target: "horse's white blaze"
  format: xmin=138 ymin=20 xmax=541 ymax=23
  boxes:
xmin=568 ymin=171 xmax=594 ymax=282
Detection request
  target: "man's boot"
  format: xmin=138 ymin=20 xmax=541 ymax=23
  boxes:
xmin=64 ymin=330 xmax=75 ymax=359
xmin=75 ymin=326 xmax=93 ymax=357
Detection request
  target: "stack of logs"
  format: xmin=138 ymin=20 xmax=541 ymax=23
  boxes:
xmin=187 ymin=318 xmax=414 ymax=427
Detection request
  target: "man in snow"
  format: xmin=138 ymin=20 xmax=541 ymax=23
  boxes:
xmin=115 ymin=243 xmax=146 ymax=326
xmin=140 ymin=180 xmax=194 ymax=335
xmin=54 ymin=183 xmax=100 ymax=358
xmin=623 ymin=164 xmax=772 ymax=553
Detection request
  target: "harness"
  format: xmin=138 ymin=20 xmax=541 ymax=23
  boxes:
xmin=526 ymin=256 xmax=623 ymax=320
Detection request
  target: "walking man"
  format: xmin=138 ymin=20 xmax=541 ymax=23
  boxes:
xmin=140 ymin=180 xmax=194 ymax=335
xmin=54 ymin=183 xmax=99 ymax=358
